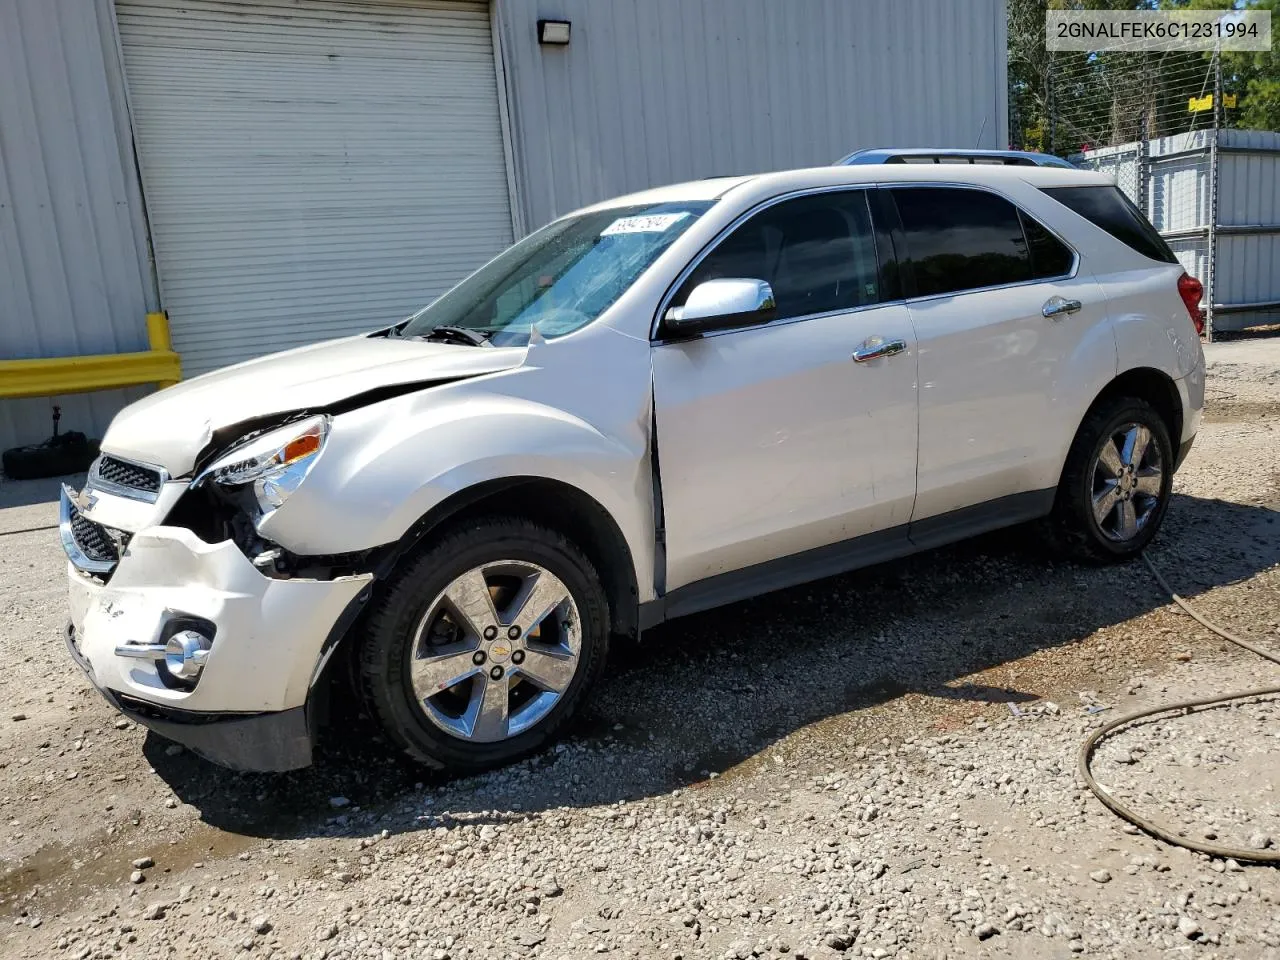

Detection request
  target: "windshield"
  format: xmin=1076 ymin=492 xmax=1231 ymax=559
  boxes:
xmin=401 ymin=200 xmax=714 ymax=346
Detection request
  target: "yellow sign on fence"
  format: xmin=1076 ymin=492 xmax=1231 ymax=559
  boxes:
xmin=1189 ymin=93 xmax=1238 ymax=113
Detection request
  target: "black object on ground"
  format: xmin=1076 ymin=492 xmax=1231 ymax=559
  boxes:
xmin=1 ymin=406 xmax=100 ymax=480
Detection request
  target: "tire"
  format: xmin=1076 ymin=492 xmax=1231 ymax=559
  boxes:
xmin=2 ymin=433 xmax=99 ymax=480
xmin=1050 ymin=396 xmax=1175 ymax=563
xmin=358 ymin=516 xmax=609 ymax=772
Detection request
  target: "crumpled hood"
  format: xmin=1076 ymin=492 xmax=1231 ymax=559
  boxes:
xmin=100 ymin=334 xmax=526 ymax=475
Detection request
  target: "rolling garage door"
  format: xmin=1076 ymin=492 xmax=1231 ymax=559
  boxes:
xmin=116 ymin=0 xmax=514 ymax=376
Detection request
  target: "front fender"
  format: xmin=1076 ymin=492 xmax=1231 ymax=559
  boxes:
xmin=256 ymin=383 xmax=655 ymax=597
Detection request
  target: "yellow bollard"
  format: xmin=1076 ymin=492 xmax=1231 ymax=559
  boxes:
xmin=146 ymin=312 xmax=178 ymax=388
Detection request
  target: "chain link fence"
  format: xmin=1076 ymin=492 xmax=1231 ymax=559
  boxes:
xmin=1013 ymin=43 xmax=1280 ymax=339
xmin=1015 ymin=48 xmax=1223 ymax=334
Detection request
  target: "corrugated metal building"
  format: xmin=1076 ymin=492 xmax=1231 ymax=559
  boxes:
xmin=1 ymin=0 xmax=1008 ymax=453
xmin=1078 ymin=129 xmax=1280 ymax=334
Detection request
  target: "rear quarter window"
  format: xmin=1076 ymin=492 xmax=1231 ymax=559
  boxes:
xmin=1042 ymin=185 xmax=1177 ymax=264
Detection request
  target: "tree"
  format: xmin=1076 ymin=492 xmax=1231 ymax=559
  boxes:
xmin=1008 ymin=0 xmax=1280 ymax=156
xmin=1176 ymin=0 xmax=1280 ymax=130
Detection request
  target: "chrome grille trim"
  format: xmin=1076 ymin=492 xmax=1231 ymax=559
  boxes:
xmin=59 ymin=485 xmax=120 ymax=575
xmin=88 ymin=455 xmax=167 ymax=504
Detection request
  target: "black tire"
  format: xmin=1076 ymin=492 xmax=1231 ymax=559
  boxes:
xmin=1050 ymin=396 xmax=1174 ymax=563
xmin=2 ymin=433 xmax=99 ymax=480
xmin=358 ymin=516 xmax=609 ymax=772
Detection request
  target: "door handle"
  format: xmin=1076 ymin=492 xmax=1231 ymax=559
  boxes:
xmin=852 ymin=337 xmax=907 ymax=363
xmin=1042 ymin=296 xmax=1082 ymax=319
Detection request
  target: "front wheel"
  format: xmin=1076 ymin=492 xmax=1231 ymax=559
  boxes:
xmin=358 ymin=517 xmax=609 ymax=771
xmin=1051 ymin=396 xmax=1174 ymax=563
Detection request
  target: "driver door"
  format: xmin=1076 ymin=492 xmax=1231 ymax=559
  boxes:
xmin=652 ymin=189 xmax=919 ymax=597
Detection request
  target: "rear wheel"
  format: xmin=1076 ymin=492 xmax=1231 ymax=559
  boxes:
xmin=358 ymin=517 xmax=609 ymax=771
xmin=1051 ymin=397 xmax=1174 ymax=563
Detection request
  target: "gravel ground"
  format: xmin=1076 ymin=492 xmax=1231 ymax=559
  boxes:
xmin=1 ymin=340 xmax=1277 ymax=960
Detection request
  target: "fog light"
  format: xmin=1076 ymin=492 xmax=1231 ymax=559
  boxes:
xmin=165 ymin=630 xmax=211 ymax=680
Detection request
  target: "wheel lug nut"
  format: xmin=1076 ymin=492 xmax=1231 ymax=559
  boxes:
xmin=483 ymin=625 xmax=498 ymax=641
xmin=507 ymin=625 xmax=521 ymax=640
xmin=511 ymin=649 xmax=525 ymax=665
xmin=489 ymin=665 xmax=504 ymax=681
xmin=472 ymin=650 xmax=487 ymax=666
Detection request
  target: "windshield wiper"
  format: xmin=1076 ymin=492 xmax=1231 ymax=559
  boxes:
xmin=411 ymin=325 xmax=493 ymax=347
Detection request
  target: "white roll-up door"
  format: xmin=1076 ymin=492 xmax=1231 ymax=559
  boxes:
xmin=116 ymin=0 xmax=514 ymax=376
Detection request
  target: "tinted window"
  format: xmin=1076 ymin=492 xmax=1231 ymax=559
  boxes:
xmin=1019 ymin=211 xmax=1075 ymax=278
xmin=891 ymin=187 xmax=1031 ymax=297
xmin=1042 ymin=186 xmax=1177 ymax=264
xmin=676 ymin=191 xmax=881 ymax=321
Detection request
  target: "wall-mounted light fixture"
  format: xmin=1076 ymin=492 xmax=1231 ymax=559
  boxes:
xmin=537 ymin=19 xmax=571 ymax=45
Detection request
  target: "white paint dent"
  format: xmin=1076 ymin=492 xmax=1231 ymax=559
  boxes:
xmin=99 ymin=336 xmax=527 ymax=475
xmin=256 ymin=321 xmax=658 ymax=599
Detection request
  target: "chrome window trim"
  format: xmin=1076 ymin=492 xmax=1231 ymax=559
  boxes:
xmin=87 ymin=454 xmax=169 ymax=504
xmin=880 ymin=182 xmax=1081 ymax=305
xmin=650 ymin=185 xmax=894 ymax=342
xmin=652 ymin=300 xmax=904 ymax=345
xmin=650 ymin=180 xmax=1082 ymax=341
xmin=59 ymin=484 xmax=117 ymax=575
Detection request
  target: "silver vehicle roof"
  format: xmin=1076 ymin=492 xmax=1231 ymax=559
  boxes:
xmin=577 ymin=163 xmax=1111 ymax=215
xmin=836 ymin=147 xmax=1076 ymax=168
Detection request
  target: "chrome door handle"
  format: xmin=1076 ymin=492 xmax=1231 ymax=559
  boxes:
xmin=852 ymin=337 xmax=907 ymax=363
xmin=1042 ymin=296 xmax=1082 ymax=319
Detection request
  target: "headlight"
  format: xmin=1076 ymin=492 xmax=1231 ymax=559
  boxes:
xmin=194 ymin=415 xmax=328 ymax=521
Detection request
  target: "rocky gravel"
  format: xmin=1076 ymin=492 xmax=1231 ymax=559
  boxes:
xmin=1 ymin=339 xmax=1278 ymax=960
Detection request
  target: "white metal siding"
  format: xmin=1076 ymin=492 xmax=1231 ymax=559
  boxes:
xmin=0 ymin=0 xmax=155 ymax=452
xmin=496 ymin=0 xmax=1009 ymax=231
xmin=116 ymin=0 xmax=514 ymax=376
xmin=1084 ymin=130 xmax=1280 ymax=331
xmin=1216 ymin=131 xmax=1280 ymax=328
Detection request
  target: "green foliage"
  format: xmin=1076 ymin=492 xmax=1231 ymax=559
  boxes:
xmin=1216 ymin=0 xmax=1280 ymax=129
xmin=1008 ymin=0 xmax=1278 ymax=155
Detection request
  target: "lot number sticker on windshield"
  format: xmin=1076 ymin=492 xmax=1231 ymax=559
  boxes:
xmin=601 ymin=212 xmax=690 ymax=236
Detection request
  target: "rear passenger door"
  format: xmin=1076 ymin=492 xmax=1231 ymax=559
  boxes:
xmin=883 ymin=185 xmax=1114 ymax=528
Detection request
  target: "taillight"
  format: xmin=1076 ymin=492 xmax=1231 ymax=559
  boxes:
xmin=1177 ymin=272 xmax=1205 ymax=336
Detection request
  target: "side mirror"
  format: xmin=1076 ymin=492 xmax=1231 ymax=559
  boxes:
xmin=663 ymin=278 xmax=776 ymax=336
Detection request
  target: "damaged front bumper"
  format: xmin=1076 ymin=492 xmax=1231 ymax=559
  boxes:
xmin=61 ymin=485 xmax=372 ymax=771
xmin=65 ymin=623 xmax=312 ymax=771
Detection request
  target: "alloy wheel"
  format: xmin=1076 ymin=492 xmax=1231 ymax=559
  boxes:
xmin=1090 ymin=421 xmax=1164 ymax=542
xmin=409 ymin=561 xmax=580 ymax=742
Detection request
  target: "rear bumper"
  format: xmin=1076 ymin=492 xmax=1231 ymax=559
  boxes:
xmin=67 ymin=622 xmax=312 ymax=772
xmin=1172 ymin=351 xmax=1204 ymax=472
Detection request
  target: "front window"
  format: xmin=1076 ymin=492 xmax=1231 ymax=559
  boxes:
xmin=672 ymin=190 xmax=882 ymax=322
xmin=400 ymin=201 xmax=713 ymax=346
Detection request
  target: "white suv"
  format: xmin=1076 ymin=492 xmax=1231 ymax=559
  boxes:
xmin=61 ymin=164 xmax=1205 ymax=773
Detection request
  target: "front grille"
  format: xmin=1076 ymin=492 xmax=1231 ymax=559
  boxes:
xmin=95 ymin=455 xmax=162 ymax=495
xmin=68 ymin=501 xmax=124 ymax=565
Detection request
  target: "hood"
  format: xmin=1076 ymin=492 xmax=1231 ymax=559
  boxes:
xmin=101 ymin=334 xmax=526 ymax=475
